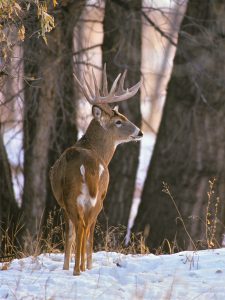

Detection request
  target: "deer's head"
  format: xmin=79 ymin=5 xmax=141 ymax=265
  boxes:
xmin=74 ymin=64 xmax=143 ymax=146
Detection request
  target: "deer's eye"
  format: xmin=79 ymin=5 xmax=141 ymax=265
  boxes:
xmin=115 ymin=120 xmax=122 ymax=127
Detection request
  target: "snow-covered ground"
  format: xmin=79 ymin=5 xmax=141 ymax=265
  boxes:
xmin=1 ymin=249 xmax=225 ymax=299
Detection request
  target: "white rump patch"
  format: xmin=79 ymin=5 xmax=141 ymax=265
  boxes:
xmin=77 ymin=182 xmax=97 ymax=209
xmin=90 ymin=197 xmax=97 ymax=207
xmin=99 ymin=164 xmax=104 ymax=178
xmin=77 ymin=182 xmax=89 ymax=207
xmin=77 ymin=164 xmax=100 ymax=209
xmin=80 ymin=164 xmax=85 ymax=179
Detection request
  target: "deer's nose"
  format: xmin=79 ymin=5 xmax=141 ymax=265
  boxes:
xmin=138 ymin=130 xmax=143 ymax=137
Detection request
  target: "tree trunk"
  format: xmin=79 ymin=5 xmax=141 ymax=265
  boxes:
xmin=101 ymin=0 xmax=142 ymax=228
xmin=133 ymin=0 xmax=225 ymax=251
xmin=0 ymin=125 xmax=20 ymax=255
xmin=45 ymin=2 xmax=85 ymax=220
xmin=22 ymin=2 xmax=85 ymax=238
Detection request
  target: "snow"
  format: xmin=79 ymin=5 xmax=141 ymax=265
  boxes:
xmin=3 ymin=126 xmax=23 ymax=167
xmin=1 ymin=249 xmax=225 ymax=299
xmin=3 ymin=126 xmax=23 ymax=204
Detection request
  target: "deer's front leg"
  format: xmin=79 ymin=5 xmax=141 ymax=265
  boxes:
xmin=74 ymin=221 xmax=84 ymax=276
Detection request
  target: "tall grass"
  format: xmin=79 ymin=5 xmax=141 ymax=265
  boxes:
xmin=0 ymin=179 xmax=223 ymax=262
xmin=162 ymin=178 xmax=222 ymax=253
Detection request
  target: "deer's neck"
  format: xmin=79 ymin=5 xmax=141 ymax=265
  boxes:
xmin=77 ymin=119 xmax=116 ymax=166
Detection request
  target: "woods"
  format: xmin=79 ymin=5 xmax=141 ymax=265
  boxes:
xmin=134 ymin=0 xmax=225 ymax=251
xmin=1 ymin=0 xmax=225 ymax=258
xmin=101 ymin=0 xmax=142 ymax=228
xmin=22 ymin=0 xmax=85 ymax=239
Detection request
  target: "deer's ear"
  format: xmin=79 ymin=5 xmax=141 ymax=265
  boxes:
xmin=92 ymin=106 xmax=102 ymax=121
xmin=113 ymin=105 xmax=119 ymax=113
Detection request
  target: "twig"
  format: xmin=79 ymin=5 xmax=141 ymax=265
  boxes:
xmin=162 ymin=182 xmax=197 ymax=250
xmin=73 ymin=44 xmax=102 ymax=57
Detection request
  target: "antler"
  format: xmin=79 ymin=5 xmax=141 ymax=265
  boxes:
xmin=73 ymin=64 xmax=142 ymax=105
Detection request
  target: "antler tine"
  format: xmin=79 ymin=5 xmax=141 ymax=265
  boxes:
xmin=83 ymin=72 xmax=95 ymax=101
xmin=103 ymin=78 xmax=142 ymax=103
xmin=73 ymin=73 xmax=92 ymax=104
xmin=74 ymin=65 xmax=142 ymax=105
xmin=128 ymin=79 xmax=143 ymax=93
xmin=116 ymin=69 xmax=127 ymax=95
xmin=92 ymin=68 xmax=100 ymax=99
xmin=102 ymin=63 xmax=108 ymax=96
xmin=109 ymin=73 xmax=121 ymax=96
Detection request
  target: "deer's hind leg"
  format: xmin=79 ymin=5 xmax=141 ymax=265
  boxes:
xmin=63 ymin=212 xmax=75 ymax=270
xmin=74 ymin=219 xmax=84 ymax=276
xmin=87 ymin=220 xmax=96 ymax=270
xmin=80 ymin=227 xmax=87 ymax=272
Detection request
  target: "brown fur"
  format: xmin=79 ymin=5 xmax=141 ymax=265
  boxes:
xmin=50 ymin=103 xmax=142 ymax=275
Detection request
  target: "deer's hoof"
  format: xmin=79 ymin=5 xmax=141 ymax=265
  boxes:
xmin=73 ymin=270 xmax=81 ymax=276
xmin=80 ymin=265 xmax=85 ymax=272
xmin=63 ymin=265 xmax=69 ymax=270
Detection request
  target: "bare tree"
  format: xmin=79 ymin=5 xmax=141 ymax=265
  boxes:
xmin=22 ymin=1 xmax=85 ymax=237
xmin=0 ymin=124 xmax=20 ymax=254
xmin=134 ymin=0 xmax=225 ymax=251
xmin=100 ymin=0 xmax=142 ymax=230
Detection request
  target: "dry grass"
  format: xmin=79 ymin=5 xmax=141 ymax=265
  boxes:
xmin=205 ymin=178 xmax=220 ymax=249
xmin=95 ymin=223 xmax=150 ymax=255
xmin=0 ymin=209 xmax=149 ymax=264
xmin=162 ymin=178 xmax=222 ymax=253
xmin=0 ymin=214 xmax=24 ymax=262
xmin=0 ymin=179 xmax=223 ymax=262
xmin=162 ymin=181 xmax=197 ymax=251
xmin=0 ymin=207 xmax=65 ymax=262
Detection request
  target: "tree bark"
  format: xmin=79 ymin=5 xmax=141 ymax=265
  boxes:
xmin=101 ymin=0 xmax=142 ymax=228
xmin=0 ymin=125 xmax=20 ymax=254
xmin=22 ymin=2 xmax=85 ymax=237
xmin=133 ymin=0 xmax=225 ymax=251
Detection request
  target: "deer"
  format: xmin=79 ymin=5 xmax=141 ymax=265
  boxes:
xmin=49 ymin=65 xmax=143 ymax=275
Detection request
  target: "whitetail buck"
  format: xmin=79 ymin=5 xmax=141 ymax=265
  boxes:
xmin=49 ymin=65 xmax=143 ymax=275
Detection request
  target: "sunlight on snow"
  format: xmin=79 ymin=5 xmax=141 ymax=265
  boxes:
xmin=1 ymin=249 xmax=225 ymax=299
